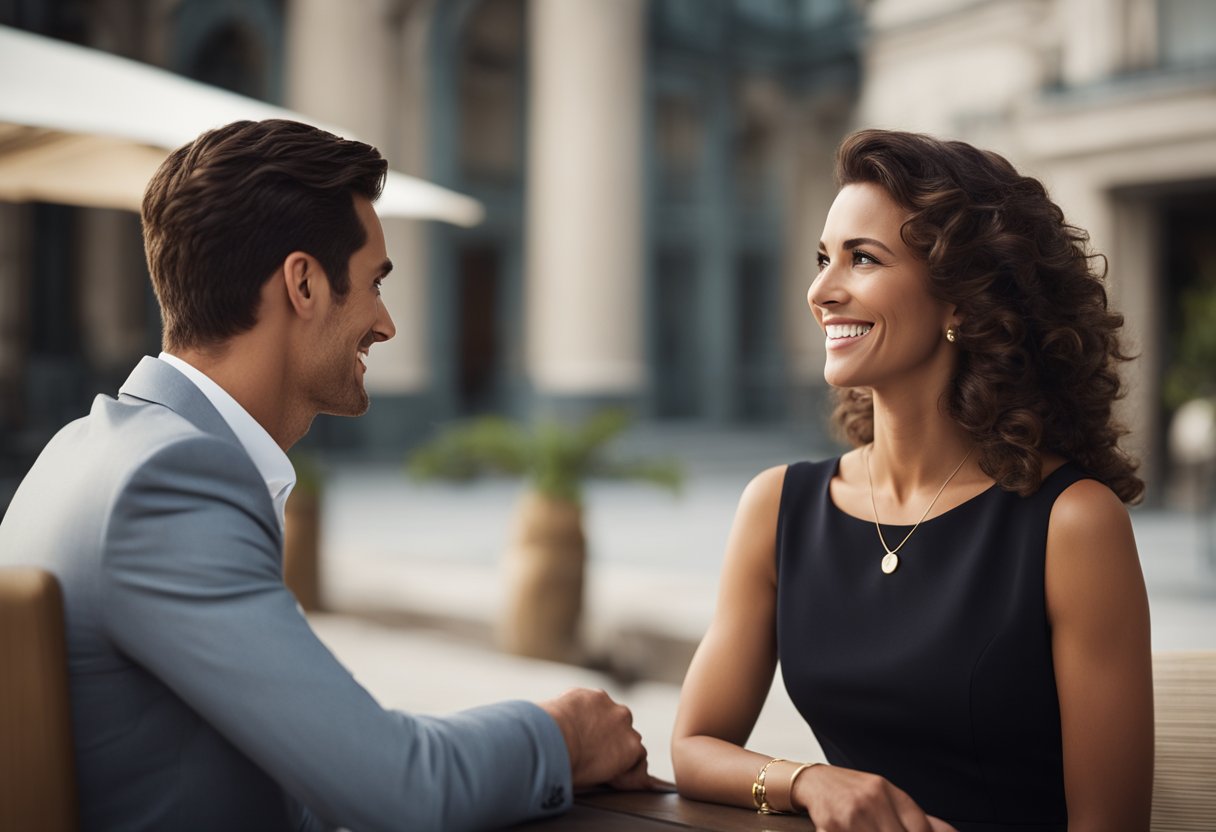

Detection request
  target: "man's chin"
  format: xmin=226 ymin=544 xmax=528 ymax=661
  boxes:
xmin=319 ymin=393 xmax=371 ymax=418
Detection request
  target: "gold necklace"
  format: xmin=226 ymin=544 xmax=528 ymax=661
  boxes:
xmin=864 ymin=444 xmax=975 ymax=575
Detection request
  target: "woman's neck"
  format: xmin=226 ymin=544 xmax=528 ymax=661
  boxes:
xmin=867 ymin=387 xmax=976 ymax=502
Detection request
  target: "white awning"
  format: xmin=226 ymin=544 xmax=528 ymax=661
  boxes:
xmin=0 ymin=26 xmax=482 ymax=226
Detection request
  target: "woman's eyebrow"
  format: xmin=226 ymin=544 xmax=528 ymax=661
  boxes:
xmin=818 ymin=237 xmax=897 ymax=256
xmin=842 ymin=237 xmax=896 ymax=256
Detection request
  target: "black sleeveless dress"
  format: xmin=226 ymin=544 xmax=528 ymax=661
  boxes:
xmin=776 ymin=458 xmax=1091 ymax=832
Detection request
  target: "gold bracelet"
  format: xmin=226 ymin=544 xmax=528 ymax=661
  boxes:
xmin=786 ymin=762 xmax=822 ymax=813
xmin=751 ymin=757 xmax=787 ymax=815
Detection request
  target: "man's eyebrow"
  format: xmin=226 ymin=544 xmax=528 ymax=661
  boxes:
xmin=376 ymin=259 xmax=394 ymax=278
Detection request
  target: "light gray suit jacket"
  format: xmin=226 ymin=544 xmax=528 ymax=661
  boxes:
xmin=0 ymin=357 xmax=572 ymax=831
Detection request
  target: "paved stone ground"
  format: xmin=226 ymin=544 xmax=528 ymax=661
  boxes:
xmin=310 ymin=426 xmax=1216 ymax=781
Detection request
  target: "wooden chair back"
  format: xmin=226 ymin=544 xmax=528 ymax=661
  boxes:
xmin=0 ymin=567 xmax=78 ymax=832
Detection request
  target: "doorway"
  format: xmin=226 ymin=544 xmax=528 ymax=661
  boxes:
xmin=456 ymin=243 xmax=505 ymax=415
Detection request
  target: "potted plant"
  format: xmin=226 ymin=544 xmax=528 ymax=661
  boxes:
xmin=283 ymin=451 xmax=325 ymax=612
xmin=407 ymin=410 xmax=680 ymax=662
xmin=1164 ymin=278 xmax=1216 ymax=413
xmin=1165 ymin=272 xmax=1216 ymax=545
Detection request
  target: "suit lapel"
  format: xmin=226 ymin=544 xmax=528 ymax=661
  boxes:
xmin=118 ymin=356 xmax=240 ymax=446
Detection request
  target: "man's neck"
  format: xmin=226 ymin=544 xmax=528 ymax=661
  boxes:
xmin=170 ymin=341 xmax=309 ymax=451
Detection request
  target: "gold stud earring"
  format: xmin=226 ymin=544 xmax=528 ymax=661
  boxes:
xmin=946 ymin=327 xmax=957 ymax=343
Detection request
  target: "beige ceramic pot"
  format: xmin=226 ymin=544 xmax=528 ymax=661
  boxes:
xmin=283 ymin=488 xmax=322 ymax=612
xmin=498 ymin=490 xmax=585 ymax=662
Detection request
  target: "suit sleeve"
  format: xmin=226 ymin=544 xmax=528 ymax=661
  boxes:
xmin=97 ymin=434 xmax=572 ymax=832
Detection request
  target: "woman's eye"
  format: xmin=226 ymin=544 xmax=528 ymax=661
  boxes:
xmin=853 ymin=250 xmax=880 ymax=266
xmin=816 ymin=253 xmax=829 ymax=271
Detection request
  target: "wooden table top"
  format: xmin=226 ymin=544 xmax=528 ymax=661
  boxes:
xmin=508 ymin=790 xmax=811 ymax=830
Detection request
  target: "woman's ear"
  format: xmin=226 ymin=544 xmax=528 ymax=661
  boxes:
xmin=282 ymin=251 xmax=321 ymax=320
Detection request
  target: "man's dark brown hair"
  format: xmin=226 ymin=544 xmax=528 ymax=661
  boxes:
xmin=141 ymin=119 xmax=387 ymax=352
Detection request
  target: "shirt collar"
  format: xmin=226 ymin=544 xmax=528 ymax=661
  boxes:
xmin=157 ymin=352 xmax=296 ymax=527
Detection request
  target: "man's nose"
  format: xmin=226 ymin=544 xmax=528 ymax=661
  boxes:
xmin=375 ymin=305 xmax=396 ymax=342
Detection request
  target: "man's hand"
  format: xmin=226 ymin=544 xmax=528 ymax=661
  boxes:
xmin=538 ymin=688 xmax=651 ymax=791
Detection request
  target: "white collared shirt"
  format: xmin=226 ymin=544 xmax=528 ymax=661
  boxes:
xmin=158 ymin=352 xmax=296 ymax=532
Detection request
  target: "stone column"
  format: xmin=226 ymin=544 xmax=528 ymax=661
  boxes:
xmin=784 ymin=101 xmax=849 ymax=425
xmin=79 ymin=210 xmax=146 ymax=376
xmin=1045 ymin=170 xmax=1160 ymax=492
xmin=285 ymin=0 xmax=428 ymax=396
xmin=1109 ymin=196 xmax=1161 ymax=491
xmin=1061 ymin=0 xmax=1122 ymax=85
xmin=524 ymin=0 xmax=646 ymax=403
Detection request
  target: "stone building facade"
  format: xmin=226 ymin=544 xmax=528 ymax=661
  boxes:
xmin=1 ymin=0 xmax=1211 ymax=509
xmin=857 ymin=0 xmax=1216 ymax=490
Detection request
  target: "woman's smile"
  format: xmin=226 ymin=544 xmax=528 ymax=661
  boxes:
xmin=824 ymin=320 xmax=874 ymax=349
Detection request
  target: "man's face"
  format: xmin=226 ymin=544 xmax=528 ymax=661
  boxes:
xmin=308 ymin=196 xmax=395 ymax=417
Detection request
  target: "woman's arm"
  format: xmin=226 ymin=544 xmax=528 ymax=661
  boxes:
xmin=671 ymin=465 xmax=790 ymax=806
xmin=1046 ymin=479 xmax=1154 ymax=832
xmin=672 ymin=465 xmax=951 ymax=831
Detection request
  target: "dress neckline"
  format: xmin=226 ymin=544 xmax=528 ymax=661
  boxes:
xmin=825 ymin=456 xmax=1081 ymax=528
xmin=826 ymin=455 xmax=1000 ymax=529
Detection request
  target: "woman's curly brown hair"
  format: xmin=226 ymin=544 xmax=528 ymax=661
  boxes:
xmin=830 ymin=129 xmax=1143 ymax=503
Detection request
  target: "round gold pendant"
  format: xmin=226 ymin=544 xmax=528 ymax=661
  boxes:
xmin=881 ymin=552 xmax=899 ymax=574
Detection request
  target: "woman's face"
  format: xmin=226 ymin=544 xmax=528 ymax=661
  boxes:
xmin=809 ymin=182 xmax=957 ymax=392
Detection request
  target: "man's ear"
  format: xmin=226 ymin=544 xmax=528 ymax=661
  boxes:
xmin=282 ymin=251 xmax=323 ymax=320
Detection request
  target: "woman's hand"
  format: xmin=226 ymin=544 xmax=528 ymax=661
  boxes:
xmin=792 ymin=764 xmax=958 ymax=832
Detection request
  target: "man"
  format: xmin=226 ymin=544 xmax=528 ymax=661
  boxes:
xmin=0 ymin=119 xmax=650 ymax=831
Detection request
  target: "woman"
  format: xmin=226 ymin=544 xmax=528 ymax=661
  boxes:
xmin=671 ymin=130 xmax=1153 ymax=832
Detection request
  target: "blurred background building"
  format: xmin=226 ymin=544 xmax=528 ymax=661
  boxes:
xmin=1 ymin=0 xmax=1214 ymax=517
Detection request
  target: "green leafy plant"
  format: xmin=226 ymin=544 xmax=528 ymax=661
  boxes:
xmin=407 ymin=409 xmax=681 ymax=504
xmin=409 ymin=410 xmax=681 ymax=661
xmin=287 ymin=450 xmax=326 ymax=498
xmin=283 ymin=450 xmax=325 ymax=611
xmin=1165 ymin=281 xmax=1216 ymax=411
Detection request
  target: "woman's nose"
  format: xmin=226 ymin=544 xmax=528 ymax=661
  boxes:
xmin=809 ymin=261 xmax=846 ymax=310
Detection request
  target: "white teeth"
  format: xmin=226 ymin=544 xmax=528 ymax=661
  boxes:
xmin=826 ymin=323 xmax=873 ymax=340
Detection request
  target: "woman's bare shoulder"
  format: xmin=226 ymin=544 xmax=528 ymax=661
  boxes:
xmin=1051 ymin=476 xmax=1129 ymax=533
xmin=1042 ymin=451 xmax=1126 ymax=525
xmin=744 ymin=463 xmax=789 ymax=497
xmin=1046 ymin=472 xmax=1138 ymax=598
